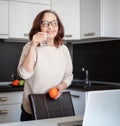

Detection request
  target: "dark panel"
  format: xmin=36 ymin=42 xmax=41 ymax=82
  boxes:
xmin=0 ymin=41 xmax=26 ymax=82
xmin=72 ymin=40 xmax=120 ymax=83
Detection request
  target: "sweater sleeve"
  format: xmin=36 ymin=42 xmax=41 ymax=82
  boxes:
xmin=17 ymin=42 xmax=36 ymax=79
xmin=62 ymin=45 xmax=73 ymax=87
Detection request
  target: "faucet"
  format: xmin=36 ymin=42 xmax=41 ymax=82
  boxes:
xmin=82 ymin=68 xmax=91 ymax=87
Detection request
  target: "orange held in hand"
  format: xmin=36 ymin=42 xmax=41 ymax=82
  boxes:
xmin=48 ymin=88 xmax=58 ymax=99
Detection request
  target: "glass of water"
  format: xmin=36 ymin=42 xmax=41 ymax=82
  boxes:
xmin=41 ymin=33 xmax=49 ymax=46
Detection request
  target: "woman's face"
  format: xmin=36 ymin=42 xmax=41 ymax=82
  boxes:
xmin=40 ymin=12 xmax=58 ymax=40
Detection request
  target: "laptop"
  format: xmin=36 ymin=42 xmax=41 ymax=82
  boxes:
xmin=58 ymin=89 xmax=120 ymax=126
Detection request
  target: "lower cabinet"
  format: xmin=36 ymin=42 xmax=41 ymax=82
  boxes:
xmin=66 ymin=89 xmax=85 ymax=116
xmin=0 ymin=91 xmax=23 ymax=123
xmin=0 ymin=90 xmax=84 ymax=123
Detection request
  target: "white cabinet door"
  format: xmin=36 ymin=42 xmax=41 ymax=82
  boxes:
xmin=80 ymin=0 xmax=101 ymax=39
xmin=0 ymin=0 xmax=8 ymax=38
xmin=101 ymin=0 xmax=119 ymax=37
xmin=0 ymin=92 xmax=23 ymax=105
xmin=66 ymin=89 xmax=85 ymax=116
xmin=51 ymin=0 xmax=80 ymax=40
xmin=0 ymin=104 xmax=21 ymax=123
xmin=9 ymin=0 xmax=50 ymax=4
xmin=9 ymin=1 xmax=50 ymax=39
xmin=0 ymin=91 xmax=23 ymax=123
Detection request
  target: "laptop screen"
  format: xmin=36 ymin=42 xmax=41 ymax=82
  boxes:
xmin=82 ymin=89 xmax=120 ymax=126
xmin=57 ymin=89 xmax=120 ymax=126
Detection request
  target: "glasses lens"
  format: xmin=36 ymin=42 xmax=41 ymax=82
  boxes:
xmin=41 ymin=21 xmax=49 ymax=27
xmin=51 ymin=20 xmax=58 ymax=27
xmin=41 ymin=20 xmax=58 ymax=27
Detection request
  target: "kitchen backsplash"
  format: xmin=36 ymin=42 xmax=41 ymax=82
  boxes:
xmin=0 ymin=37 xmax=120 ymax=85
xmin=66 ymin=37 xmax=120 ymax=85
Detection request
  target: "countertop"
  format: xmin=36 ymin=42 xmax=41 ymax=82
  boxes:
xmin=0 ymin=84 xmax=23 ymax=92
xmin=70 ymin=79 xmax=120 ymax=91
xmin=0 ymin=115 xmax=82 ymax=126
xmin=69 ymin=83 xmax=120 ymax=91
xmin=0 ymin=81 xmax=120 ymax=92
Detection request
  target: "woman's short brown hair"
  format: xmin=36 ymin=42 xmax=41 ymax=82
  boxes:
xmin=29 ymin=10 xmax=64 ymax=47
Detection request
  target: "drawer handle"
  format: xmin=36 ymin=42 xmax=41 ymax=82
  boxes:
xmin=65 ymin=34 xmax=72 ymax=38
xmin=0 ymin=110 xmax=8 ymax=114
xmin=71 ymin=94 xmax=80 ymax=98
xmin=24 ymin=33 xmax=29 ymax=37
xmin=0 ymin=97 xmax=7 ymax=101
xmin=84 ymin=32 xmax=96 ymax=36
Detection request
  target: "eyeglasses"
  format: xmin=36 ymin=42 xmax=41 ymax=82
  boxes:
xmin=41 ymin=20 xmax=58 ymax=27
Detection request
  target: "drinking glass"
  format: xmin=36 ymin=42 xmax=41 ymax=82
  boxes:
xmin=41 ymin=33 xmax=49 ymax=46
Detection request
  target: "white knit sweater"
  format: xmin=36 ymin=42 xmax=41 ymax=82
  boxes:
xmin=17 ymin=42 xmax=73 ymax=114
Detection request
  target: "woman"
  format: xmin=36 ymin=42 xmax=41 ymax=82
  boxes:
xmin=17 ymin=10 xmax=73 ymax=121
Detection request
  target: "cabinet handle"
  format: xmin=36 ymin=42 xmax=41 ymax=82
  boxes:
xmin=0 ymin=97 xmax=7 ymax=101
xmin=24 ymin=33 xmax=29 ymax=37
xmin=65 ymin=34 xmax=72 ymax=38
xmin=84 ymin=32 xmax=96 ymax=36
xmin=0 ymin=110 xmax=8 ymax=114
xmin=71 ymin=94 xmax=80 ymax=98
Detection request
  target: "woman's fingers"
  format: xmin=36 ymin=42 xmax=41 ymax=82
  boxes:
xmin=32 ymin=32 xmax=47 ymax=46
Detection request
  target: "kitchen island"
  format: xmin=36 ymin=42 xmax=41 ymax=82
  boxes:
xmin=0 ymin=82 xmax=120 ymax=123
xmin=0 ymin=115 xmax=81 ymax=126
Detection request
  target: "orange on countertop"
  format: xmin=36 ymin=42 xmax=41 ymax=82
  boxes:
xmin=48 ymin=87 xmax=58 ymax=99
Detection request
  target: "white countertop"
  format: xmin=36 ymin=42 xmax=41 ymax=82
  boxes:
xmin=0 ymin=115 xmax=82 ymax=126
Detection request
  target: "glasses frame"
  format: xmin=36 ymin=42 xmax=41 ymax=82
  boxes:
xmin=41 ymin=20 xmax=58 ymax=27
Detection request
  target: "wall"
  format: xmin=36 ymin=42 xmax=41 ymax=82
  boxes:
xmin=1 ymin=38 xmax=120 ymax=85
xmin=0 ymin=40 xmax=26 ymax=83
xmin=66 ymin=37 xmax=120 ymax=85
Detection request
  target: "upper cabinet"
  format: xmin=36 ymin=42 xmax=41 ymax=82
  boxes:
xmin=51 ymin=0 xmax=80 ymax=40
xmin=101 ymin=0 xmax=119 ymax=37
xmin=9 ymin=1 xmax=50 ymax=39
xmin=80 ymin=0 xmax=120 ymax=39
xmin=80 ymin=0 xmax=101 ymax=39
xmin=0 ymin=0 xmax=120 ymax=40
xmin=9 ymin=0 xmax=50 ymax=4
xmin=0 ymin=0 xmax=8 ymax=38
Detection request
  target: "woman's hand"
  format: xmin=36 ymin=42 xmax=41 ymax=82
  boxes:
xmin=31 ymin=32 xmax=47 ymax=47
xmin=55 ymin=81 xmax=67 ymax=99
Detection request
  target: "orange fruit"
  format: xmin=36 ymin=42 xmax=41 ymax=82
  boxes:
xmin=12 ymin=79 xmax=19 ymax=86
xmin=48 ymin=88 xmax=58 ymax=99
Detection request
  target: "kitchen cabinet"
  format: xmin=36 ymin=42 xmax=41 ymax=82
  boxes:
xmin=9 ymin=0 xmax=50 ymax=4
xmin=66 ymin=89 xmax=85 ymax=116
xmin=0 ymin=91 xmax=23 ymax=123
xmin=9 ymin=1 xmax=50 ymax=39
xmin=80 ymin=0 xmax=101 ymax=39
xmin=51 ymin=0 xmax=80 ymax=40
xmin=101 ymin=0 xmax=119 ymax=37
xmin=80 ymin=0 xmax=120 ymax=39
xmin=0 ymin=0 xmax=8 ymax=38
xmin=1 ymin=0 xmax=119 ymax=40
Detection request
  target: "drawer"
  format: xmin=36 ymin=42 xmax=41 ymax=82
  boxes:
xmin=0 ymin=92 xmax=23 ymax=105
xmin=65 ymin=89 xmax=85 ymax=116
xmin=0 ymin=104 xmax=21 ymax=123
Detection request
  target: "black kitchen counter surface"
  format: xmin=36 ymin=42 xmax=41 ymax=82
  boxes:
xmin=0 ymin=82 xmax=120 ymax=92
xmin=68 ymin=83 xmax=120 ymax=92
xmin=0 ymin=85 xmax=23 ymax=92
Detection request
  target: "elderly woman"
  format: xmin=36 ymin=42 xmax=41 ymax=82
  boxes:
xmin=17 ymin=10 xmax=73 ymax=121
